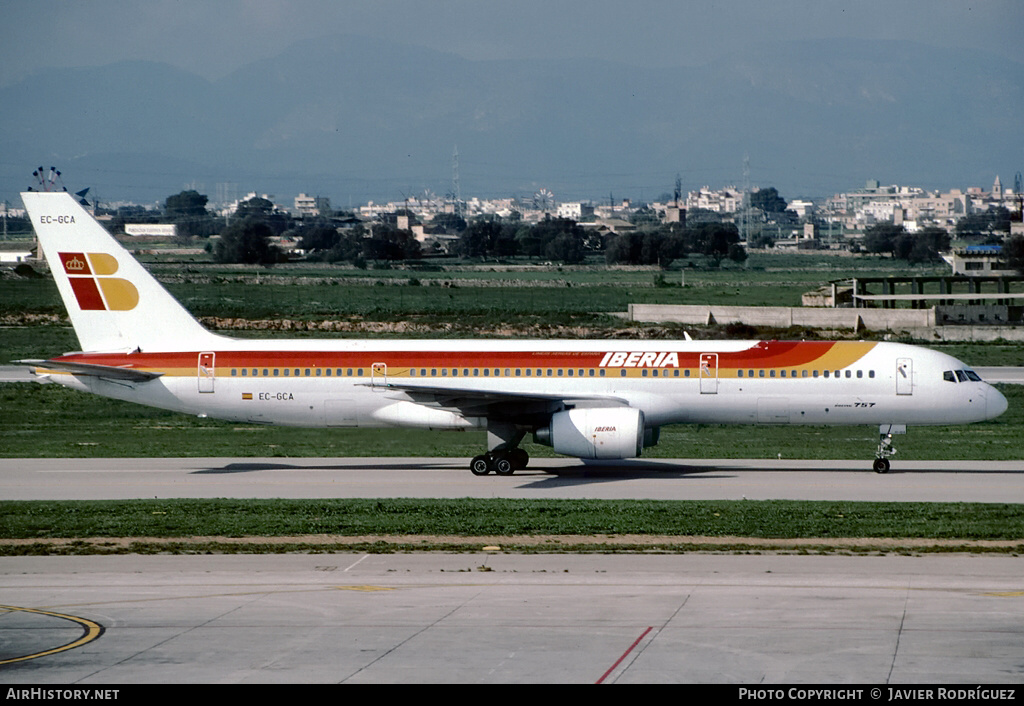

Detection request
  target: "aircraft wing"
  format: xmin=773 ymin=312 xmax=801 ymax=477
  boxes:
xmin=20 ymin=359 xmax=164 ymax=383
xmin=366 ymin=380 xmax=630 ymax=419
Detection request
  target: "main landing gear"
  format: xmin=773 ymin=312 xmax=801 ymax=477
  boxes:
xmin=470 ymin=422 xmax=529 ymax=476
xmin=470 ymin=448 xmax=530 ymax=476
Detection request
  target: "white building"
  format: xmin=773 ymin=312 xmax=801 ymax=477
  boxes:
xmin=786 ymin=199 xmax=815 ymax=219
xmin=687 ymin=186 xmax=742 ymax=213
xmin=0 ymin=250 xmax=34 ymax=263
xmin=556 ymin=202 xmax=595 ymax=220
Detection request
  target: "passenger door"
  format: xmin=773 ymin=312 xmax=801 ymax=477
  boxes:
xmin=198 ymin=352 xmax=215 ymax=393
xmin=699 ymin=353 xmax=718 ymax=394
xmin=896 ymin=357 xmax=913 ymax=395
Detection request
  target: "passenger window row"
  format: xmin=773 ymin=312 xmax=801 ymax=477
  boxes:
xmin=231 ymin=368 xmax=364 ymax=377
xmin=228 ymin=366 xmax=877 ymax=380
xmin=738 ymin=369 xmax=874 ymax=379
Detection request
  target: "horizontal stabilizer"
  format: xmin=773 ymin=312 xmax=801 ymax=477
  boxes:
xmin=20 ymin=359 xmax=164 ymax=383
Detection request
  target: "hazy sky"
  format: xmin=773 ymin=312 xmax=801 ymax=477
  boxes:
xmin=3 ymin=0 xmax=1022 ymax=86
xmin=2 ymin=0 xmax=1020 ymax=204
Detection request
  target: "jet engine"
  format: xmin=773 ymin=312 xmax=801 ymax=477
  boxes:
xmin=533 ymin=407 xmax=646 ymax=459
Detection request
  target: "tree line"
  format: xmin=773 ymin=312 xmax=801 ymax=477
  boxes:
xmin=299 ymin=217 xmax=748 ymax=268
xmin=109 ymin=188 xmax=1022 ymax=270
xmin=860 ymin=223 xmax=951 ymax=263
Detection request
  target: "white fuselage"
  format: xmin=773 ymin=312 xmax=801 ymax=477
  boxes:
xmin=43 ymin=338 xmax=1006 ymax=433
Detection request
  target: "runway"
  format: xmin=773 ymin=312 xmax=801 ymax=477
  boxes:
xmin=2 ymin=456 xmax=1023 ymax=502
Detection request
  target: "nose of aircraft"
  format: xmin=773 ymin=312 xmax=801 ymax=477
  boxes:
xmin=986 ymin=385 xmax=1008 ymax=420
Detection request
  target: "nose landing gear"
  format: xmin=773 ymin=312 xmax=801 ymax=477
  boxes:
xmin=873 ymin=424 xmax=905 ymax=473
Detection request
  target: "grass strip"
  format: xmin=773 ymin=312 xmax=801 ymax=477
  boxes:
xmin=3 ymin=383 xmax=1022 ymax=460
xmin=6 ymin=540 xmax=1024 ymax=557
xmin=3 ymin=498 xmax=1023 ymax=542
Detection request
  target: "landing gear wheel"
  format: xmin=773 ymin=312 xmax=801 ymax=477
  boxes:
xmin=873 ymin=458 xmax=890 ymax=474
xmin=509 ymin=448 xmax=529 ymax=470
xmin=470 ymin=455 xmax=492 ymax=475
xmin=471 ymin=444 xmax=529 ymax=477
xmin=494 ymin=455 xmax=515 ymax=476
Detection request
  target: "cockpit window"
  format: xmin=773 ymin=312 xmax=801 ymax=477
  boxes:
xmin=946 ymin=369 xmax=983 ymax=383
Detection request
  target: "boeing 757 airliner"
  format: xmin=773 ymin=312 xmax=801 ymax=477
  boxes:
xmin=20 ymin=190 xmax=1007 ymax=474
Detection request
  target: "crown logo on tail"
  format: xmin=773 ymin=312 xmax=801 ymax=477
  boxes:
xmin=60 ymin=252 xmax=91 ymax=274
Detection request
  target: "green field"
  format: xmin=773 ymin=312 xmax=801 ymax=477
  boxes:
xmin=2 ymin=498 xmax=1022 ymax=556
xmin=1 ymin=381 xmax=1020 ymax=461
xmin=2 ymin=251 xmax=949 ymax=326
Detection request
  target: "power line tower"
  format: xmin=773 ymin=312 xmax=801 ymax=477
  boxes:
xmin=451 ymin=145 xmax=462 ymax=219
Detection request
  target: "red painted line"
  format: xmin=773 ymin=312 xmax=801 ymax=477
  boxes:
xmin=596 ymin=626 xmax=653 ymax=684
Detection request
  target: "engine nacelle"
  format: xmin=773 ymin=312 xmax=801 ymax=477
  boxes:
xmin=533 ymin=407 xmax=645 ymax=459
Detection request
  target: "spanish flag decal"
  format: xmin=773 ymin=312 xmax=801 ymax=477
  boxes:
xmin=59 ymin=252 xmax=139 ymax=311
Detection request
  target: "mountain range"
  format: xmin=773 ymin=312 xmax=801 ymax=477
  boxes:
xmin=3 ymin=33 xmax=1021 ymax=207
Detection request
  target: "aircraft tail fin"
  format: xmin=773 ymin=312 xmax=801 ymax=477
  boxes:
xmin=21 ymin=191 xmax=224 ymax=353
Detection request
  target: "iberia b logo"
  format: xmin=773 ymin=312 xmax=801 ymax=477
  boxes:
xmin=59 ymin=252 xmax=139 ymax=311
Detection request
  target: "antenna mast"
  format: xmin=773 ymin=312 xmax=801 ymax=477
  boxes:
xmin=451 ymin=145 xmax=462 ymax=219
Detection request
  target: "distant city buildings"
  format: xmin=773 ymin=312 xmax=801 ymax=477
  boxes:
xmin=824 ymin=177 xmax=1020 ymax=233
xmin=151 ymin=174 xmax=1021 ymax=241
xmin=15 ymin=174 xmax=1014 ymax=251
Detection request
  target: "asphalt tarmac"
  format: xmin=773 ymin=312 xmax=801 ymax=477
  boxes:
xmin=2 ymin=553 xmax=1022 ymax=684
xmin=2 ymin=456 xmax=1023 ymax=502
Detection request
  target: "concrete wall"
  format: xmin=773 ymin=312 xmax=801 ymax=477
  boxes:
xmin=627 ymin=303 xmax=1024 ymax=341
xmin=628 ymin=304 xmax=934 ymax=329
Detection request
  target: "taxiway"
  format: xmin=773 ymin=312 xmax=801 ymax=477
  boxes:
xmin=2 ymin=456 xmax=1023 ymax=502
